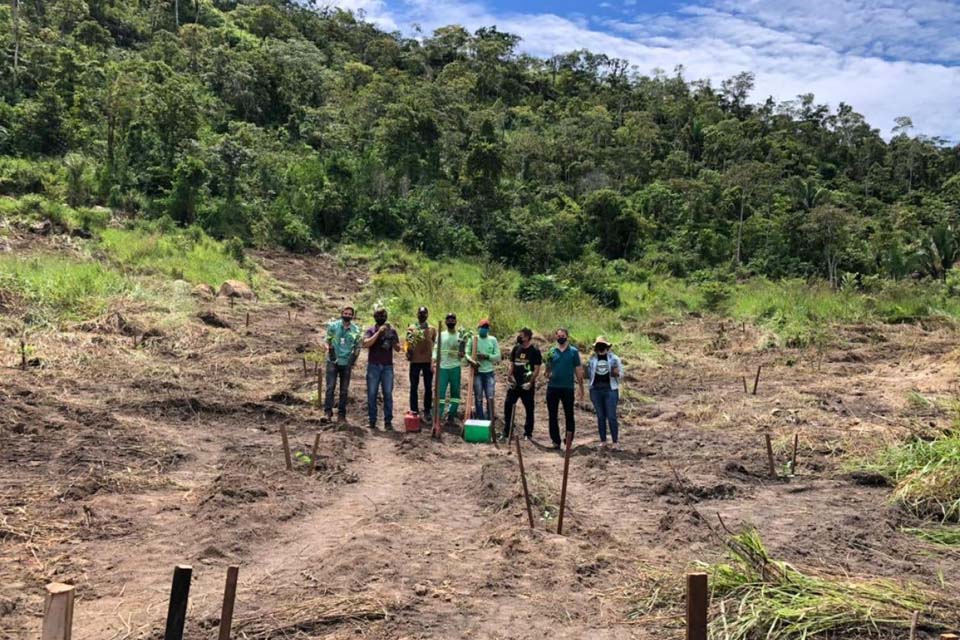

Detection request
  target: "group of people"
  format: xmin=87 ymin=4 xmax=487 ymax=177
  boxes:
xmin=321 ymin=306 xmax=623 ymax=449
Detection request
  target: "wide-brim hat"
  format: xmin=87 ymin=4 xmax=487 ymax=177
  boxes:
xmin=593 ymin=335 xmax=611 ymax=347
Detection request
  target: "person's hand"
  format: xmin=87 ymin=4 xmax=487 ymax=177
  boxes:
xmin=577 ymin=387 xmax=584 ymax=402
xmin=521 ymin=382 xmax=532 ymax=391
xmin=477 ymin=353 xmax=488 ymax=360
xmin=431 ymin=362 xmax=437 ymax=374
xmin=507 ymin=377 xmax=516 ymax=390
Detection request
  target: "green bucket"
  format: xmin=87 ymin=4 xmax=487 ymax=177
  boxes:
xmin=463 ymin=419 xmax=492 ymax=443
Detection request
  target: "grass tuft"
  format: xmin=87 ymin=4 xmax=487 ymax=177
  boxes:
xmin=859 ymin=432 xmax=960 ymax=521
xmin=707 ymin=530 xmax=955 ymax=640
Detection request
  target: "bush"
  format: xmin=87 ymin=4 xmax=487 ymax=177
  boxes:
xmin=517 ymin=274 xmax=568 ymax=302
xmin=0 ymin=157 xmax=53 ymax=195
xmin=701 ymin=281 xmax=731 ymax=312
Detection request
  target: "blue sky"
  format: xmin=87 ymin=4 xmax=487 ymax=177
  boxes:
xmin=327 ymin=0 xmax=960 ymax=142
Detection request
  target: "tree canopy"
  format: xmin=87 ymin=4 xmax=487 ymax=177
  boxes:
xmin=2 ymin=0 xmax=959 ymax=284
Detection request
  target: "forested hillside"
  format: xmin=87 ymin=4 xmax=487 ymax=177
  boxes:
xmin=3 ymin=0 xmax=960 ymax=287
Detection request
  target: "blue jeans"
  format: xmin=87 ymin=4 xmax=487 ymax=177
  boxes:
xmin=590 ymin=387 xmax=619 ymax=443
xmin=473 ymin=371 xmax=496 ymax=419
xmin=366 ymin=364 xmax=394 ymax=426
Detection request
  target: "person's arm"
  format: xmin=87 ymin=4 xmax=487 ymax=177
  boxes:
xmin=489 ymin=338 xmax=502 ymax=364
xmin=432 ymin=331 xmax=440 ymax=372
xmin=361 ymin=326 xmax=382 ymax=349
xmin=575 ymin=352 xmax=584 ymax=400
xmin=465 ymin=337 xmax=478 ymax=367
xmin=611 ymin=354 xmax=622 ymax=378
xmin=529 ymin=364 xmax=541 ymax=387
xmin=392 ymin=330 xmax=401 ymax=352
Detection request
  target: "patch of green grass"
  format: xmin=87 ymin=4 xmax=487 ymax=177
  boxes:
xmin=343 ymin=242 xmax=658 ymax=363
xmin=0 ymin=254 xmax=131 ymax=323
xmin=860 ymin=432 xmax=960 ymax=521
xmin=706 ymin=530 xmax=953 ymax=640
xmin=903 ymin=526 xmax=960 ymax=546
xmin=98 ymin=226 xmax=253 ymax=288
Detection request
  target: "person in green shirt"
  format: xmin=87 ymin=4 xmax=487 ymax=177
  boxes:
xmin=545 ymin=327 xmax=584 ymax=449
xmin=323 ymin=305 xmax=362 ymax=423
xmin=466 ymin=319 xmax=502 ymax=420
xmin=433 ymin=312 xmax=464 ymax=424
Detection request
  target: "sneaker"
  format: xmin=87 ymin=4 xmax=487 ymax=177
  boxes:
xmin=337 ymin=414 xmax=347 ymax=424
xmin=498 ymin=433 xmax=509 ymax=443
xmin=385 ymin=423 xmax=394 ymax=432
xmin=612 ymin=442 xmax=621 ymax=450
xmin=552 ymin=441 xmax=561 ymax=450
xmin=422 ymin=411 xmax=433 ymax=423
xmin=523 ymin=435 xmax=531 ymax=441
xmin=369 ymin=422 xmax=377 ymax=430
xmin=321 ymin=413 xmax=332 ymax=424
xmin=600 ymin=441 xmax=608 ymax=449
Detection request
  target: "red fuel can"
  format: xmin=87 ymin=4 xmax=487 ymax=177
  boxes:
xmin=404 ymin=411 xmax=421 ymax=433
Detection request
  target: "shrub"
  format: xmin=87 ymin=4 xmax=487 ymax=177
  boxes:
xmin=517 ymin=274 xmax=568 ymax=302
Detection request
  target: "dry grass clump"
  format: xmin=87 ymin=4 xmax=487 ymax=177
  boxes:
xmin=234 ymin=594 xmax=398 ymax=638
xmin=707 ymin=530 xmax=958 ymax=640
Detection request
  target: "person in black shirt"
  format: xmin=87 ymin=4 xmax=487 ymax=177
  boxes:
xmin=500 ymin=327 xmax=542 ymax=441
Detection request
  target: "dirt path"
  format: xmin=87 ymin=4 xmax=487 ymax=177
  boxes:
xmin=4 ymin=249 xmax=960 ymax=639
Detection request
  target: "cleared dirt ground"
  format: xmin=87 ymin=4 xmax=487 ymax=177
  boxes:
xmin=3 ymin=248 xmax=960 ymax=639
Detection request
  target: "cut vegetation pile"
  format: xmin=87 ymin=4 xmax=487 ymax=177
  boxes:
xmin=706 ymin=530 xmax=957 ymax=640
xmin=861 ymin=431 xmax=960 ymax=521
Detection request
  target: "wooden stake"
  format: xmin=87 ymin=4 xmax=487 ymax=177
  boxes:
xmin=752 ymin=364 xmax=762 ymax=395
xmin=230 ymin=296 xmax=235 ymax=308
xmin=790 ymin=433 xmax=799 ymax=475
xmin=908 ymin=611 xmax=919 ymax=640
xmin=163 ymin=565 xmax=192 ymax=640
xmin=685 ymin=572 xmax=708 ymax=640
xmin=316 ymin=363 xmax=323 ymax=409
xmin=432 ymin=321 xmax=442 ymax=439
xmin=287 ymin=309 xmax=291 ymax=321
xmin=217 ymin=566 xmax=239 ymax=640
xmin=41 ymin=583 xmax=75 ymax=640
xmin=302 ymin=356 xmax=308 ymax=376
xmin=245 ymin=312 xmax=250 ymax=328
xmin=741 ymin=376 xmax=748 ymax=394
xmin=309 ymin=433 xmax=321 ymax=476
xmin=765 ymin=434 xmax=776 ymax=478
xmin=463 ymin=333 xmax=477 ymax=433
xmin=513 ymin=411 xmax=535 ymax=530
xmin=557 ymin=430 xmax=574 ymax=535
xmin=20 ymin=337 xmax=27 ymax=370
xmin=279 ymin=425 xmax=292 ymax=471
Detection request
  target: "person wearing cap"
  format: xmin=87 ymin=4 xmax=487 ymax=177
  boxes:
xmin=544 ymin=327 xmax=584 ymax=449
xmin=362 ymin=307 xmax=401 ymax=430
xmin=323 ymin=305 xmax=362 ymax=423
xmin=587 ymin=336 xmax=623 ymax=448
xmin=501 ymin=327 xmax=542 ymax=442
xmin=407 ymin=306 xmax=438 ymax=422
xmin=434 ymin=312 xmax=464 ymax=424
xmin=466 ymin=319 xmax=501 ymax=420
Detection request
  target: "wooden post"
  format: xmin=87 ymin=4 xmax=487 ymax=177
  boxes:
xmin=316 ymin=363 xmax=323 ymax=409
xmin=302 ymin=356 xmax=308 ymax=376
xmin=287 ymin=309 xmax=291 ymax=321
xmin=432 ymin=321 xmax=442 ymax=439
xmin=463 ymin=334 xmax=477 ymax=435
xmin=41 ymin=583 xmax=75 ymax=640
xmin=279 ymin=425 xmax=292 ymax=471
xmin=20 ymin=337 xmax=27 ymax=370
xmin=908 ymin=612 xmax=919 ymax=640
xmin=514 ymin=412 xmax=535 ymax=530
xmin=218 ymin=566 xmax=239 ymax=640
xmin=741 ymin=376 xmax=747 ymax=394
xmin=245 ymin=312 xmax=250 ymax=328
xmin=765 ymin=434 xmax=776 ymax=478
xmin=685 ymin=572 xmax=708 ymax=640
xmin=752 ymin=364 xmax=762 ymax=395
xmin=309 ymin=433 xmax=321 ymax=476
xmin=790 ymin=433 xmax=799 ymax=475
xmin=557 ymin=430 xmax=574 ymax=535
xmin=230 ymin=296 xmax=235 ymax=308
xmin=163 ymin=565 xmax=192 ymax=640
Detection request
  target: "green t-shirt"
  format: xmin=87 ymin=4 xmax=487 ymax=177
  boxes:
xmin=546 ymin=345 xmax=581 ymax=389
xmin=436 ymin=330 xmax=463 ymax=370
xmin=325 ymin=319 xmax=361 ymax=366
xmin=466 ymin=335 xmax=502 ymax=374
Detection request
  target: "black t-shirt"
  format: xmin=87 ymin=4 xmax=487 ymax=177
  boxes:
xmin=510 ymin=344 xmax=543 ymax=384
xmin=593 ymin=353 xmax=611 ymax=388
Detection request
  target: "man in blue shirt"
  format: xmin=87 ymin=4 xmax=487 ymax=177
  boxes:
xmin=544 ymin=328 xmax=584 ymax=449
xmin=323 ymin=305 xmax=362 ymax=423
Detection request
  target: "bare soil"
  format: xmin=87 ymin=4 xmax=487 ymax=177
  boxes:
xmin=3 ymin=248 xmax=960 ymax=639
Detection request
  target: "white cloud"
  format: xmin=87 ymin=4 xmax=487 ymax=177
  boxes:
xmin=321 ymin=0 xmax=960 ymax=141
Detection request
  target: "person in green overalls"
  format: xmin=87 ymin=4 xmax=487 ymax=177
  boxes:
xmin=434 ymin=312 xmax=464 ymax=425
xmin=466 ymin=318 xmax=501 ymax=420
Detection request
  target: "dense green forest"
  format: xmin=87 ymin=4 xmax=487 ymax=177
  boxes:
xmin=2 ymin=0 xmax=960 ymax=294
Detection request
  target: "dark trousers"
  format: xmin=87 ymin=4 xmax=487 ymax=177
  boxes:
xmin=409 ymin=362 xmax=433 ymax=415
xmin=324 ymin=361 xmax=352 ymax=417
xmin=503 ymin=386 xmax=535 ymax=438
xmin=546 ymin=387 xmax=575 ymax=445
